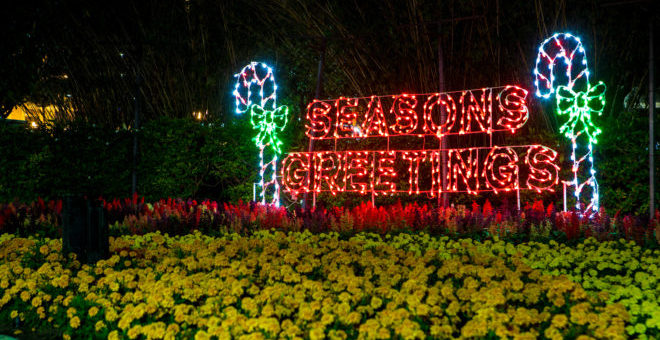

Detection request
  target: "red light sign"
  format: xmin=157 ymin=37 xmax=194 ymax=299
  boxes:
xmin=282 ymin=86 xmax=559 ymax=198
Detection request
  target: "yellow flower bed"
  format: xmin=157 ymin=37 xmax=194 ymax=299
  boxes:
xmin=376 ymin=233 xmax=660 ymax=339
xmin=0 ymin=231 xmax=637 ymax=339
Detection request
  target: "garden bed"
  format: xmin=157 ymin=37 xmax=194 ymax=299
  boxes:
xmin=1 ymin=230 xmax=658 ymax=339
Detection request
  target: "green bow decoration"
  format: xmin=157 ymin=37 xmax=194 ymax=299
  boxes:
xmin=249 ymin=103 xmax=289 ymax=154
xmin=555 ymin=81 xmax=606 ymax=143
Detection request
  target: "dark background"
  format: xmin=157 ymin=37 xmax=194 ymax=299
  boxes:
xmin=0 ymin=0 xmax=657 ymax=214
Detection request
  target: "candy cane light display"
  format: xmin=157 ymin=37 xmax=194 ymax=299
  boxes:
xmin=534 ymin=33 xmax=606 ymax=213
xmin=233 ymin=62 xmax=289 ymax=206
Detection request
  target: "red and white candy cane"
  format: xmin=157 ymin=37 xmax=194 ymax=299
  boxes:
xmin=233 ymin=62 xmax=278 ymax=114
xmin=534 ymin=33 xmax=590 ymax=98
xmin=534 ymin=32 xmax=602 ymax=214
xmin=233 ymin=62 xmax=284 ymax=206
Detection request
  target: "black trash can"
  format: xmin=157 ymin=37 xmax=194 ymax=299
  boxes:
xmin=62 ymin=195 xmax=109 ymax=263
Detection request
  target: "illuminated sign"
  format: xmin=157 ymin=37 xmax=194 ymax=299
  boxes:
xmin=281 ymin=86 xmax=560 ymax=198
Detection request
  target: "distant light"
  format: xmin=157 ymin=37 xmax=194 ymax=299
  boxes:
xmin=192 ymin=110 xmax=207 ymax=121
xmin=30 ymin=121 xmax=38 ymax=129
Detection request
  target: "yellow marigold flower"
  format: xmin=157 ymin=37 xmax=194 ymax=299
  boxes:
xmin=105 ymin=308 xmax=119 ymax=322
xmin=166 ymin=323 xmax=180 ymax=334
xmin=370 ymin=296 xmax=382 ymax=309
xmin=62 ymin=334 xmax=71 ymax=340
xmin=20 ymin=291 xmax=30 ymax=302
xmin=88 ymin=306 xmax=99 ymax=317
xmin=261 ymin=303 xmax=275 ymax=317
xmin=299 ymin=305 xmax=315 ymax=321
xmin=63 ymin=295 xmax=73 ymax=306
xmin=321 ymin=313 xmax=334 ymax=325
xmin=328 ymin=329 xmax=347 ymax=340
xmin=415 ymin=303 xmax=429 ymax=316
xmin=597 ymin=291 xmax=609 ymax=301
xmin=446 ymin=301 xmax=460 ymax=316
xmin=461 ymin=318 xmax=488 ymax=338
xmin=39 ymin=245 xmax=49 ymax=255
xmin=336 ymin=302 xmax=350 ymax=317
xmin=69 ymin=316 xmax=81 ymax=329
xmin=194 ymin=330 xmax=211 ymax=340
xmin=346 ymin=312 xmax=362 ymax=325
xmin=118 ymin=315 xmax=133 ymax=330
xmin=95 ymin=321 xmax=106 ymax=332
xmin=10 ymin=310 xmax=18 ymax=319
xmin=544 ymin=326 xmax=563 ymax=340
xmin=31 ymin=296 xmax=42 ymax=308
xmin=310 ymin=327 xmax=325 ymax=340
xmin=552 ymin=314 xmax=568 ymax=328
xmin=572 ymin=286 xmax=587 ymax=300
xmin=127 ymin=325 xmax=142 ymax=339
xmin=553 ymin=296 xmax=565 ymax=308
xmin=36 ymin=307 xmax=46 ymax=319
xmin=59 ymin=275 xmax=70 ymax=289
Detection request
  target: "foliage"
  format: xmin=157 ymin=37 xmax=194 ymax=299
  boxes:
xmin=0 ymin=122 xmax=46 ymax=201
xmin=598 ymin=110 xmax=660 ymax=215
xmin=0 ymin=118 xmax=256 ymax=203
xmin=0 ymin=231 xmax=643 ymax=339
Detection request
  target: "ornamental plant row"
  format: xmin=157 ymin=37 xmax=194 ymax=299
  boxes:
xmin=0 ymin=195 xmax=658 ymax=246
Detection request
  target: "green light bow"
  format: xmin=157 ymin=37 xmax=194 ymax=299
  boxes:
xmin=555 ymin=81 xmax=606 ymax=144
xmin=249 ymin=103 xmax=289 ymax=154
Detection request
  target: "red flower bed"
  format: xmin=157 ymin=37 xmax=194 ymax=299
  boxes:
xmin=0 ymin=194 xmax=658 ymax=245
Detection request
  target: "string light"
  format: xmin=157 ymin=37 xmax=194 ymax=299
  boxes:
xmin=313 ymin=152 xmax=342 ymax=194
xmin=525 ymin=145 xmax=560 ymax=192
xmin=390 ymin=94 xmax=418 ymax=134
xmin=305 ymin=100 xmax=333 ymax=138
xmin=374 ymin=151 xmax=397 ymax=194
xmin=402 ymin=151 xmax=427 ymax=194
xmin=281 ymin=145 xmax=559 ymax=197
xmin=345 ymin=151 xmax=371 ymax=194
xmin=361 ymin=96 xmax=389 ymax=136
xmin=534 ymin=33 xmax=605 ymax=213
xmin=249 ymin=104 xmax=289 ymax=154
xmin=423 ymin=93 xmax=456 ymax=136
xmin=447 ymin=148 xmax=480 ymax=194
xmin=284 ymin=85 xmax=558 ymax=200
xmin=335 ymin=97 xmax=360 ymax=137
xmin=534 ymin=33 xmax=589 ymax=99
xmin=482 ymin=147 xmax=519 ymax=193
xmin=497 ymin=86 xmax=529 ymax=132
xmin=233 ymin=62 xmax=277 ymax=114
xmin=555 ymin=82 xmax=606 ymax=144
xmin=459 ymin=89 xmax=492 ymax=134
xmin=280 ymin=153 xmax=310 ymax=197
xmin=304 ymin=86 xmax=528 ymax=140
xmin=233 ymin=62 xmax=289 ymax=206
